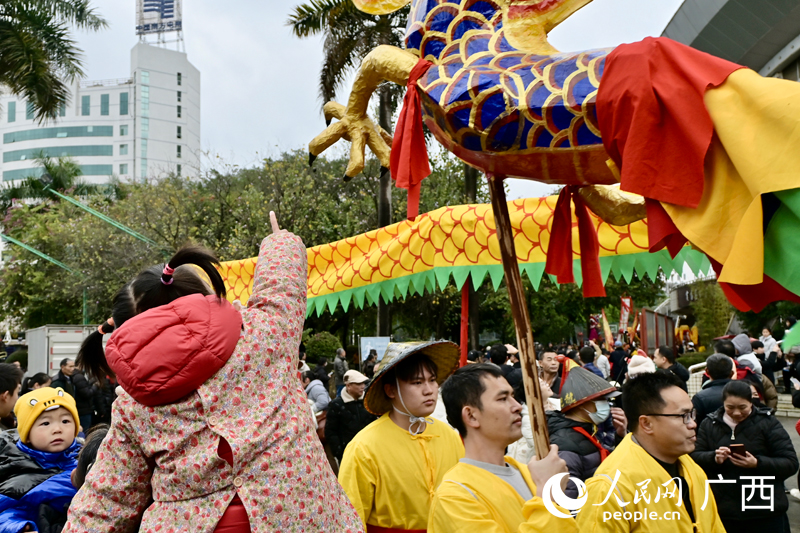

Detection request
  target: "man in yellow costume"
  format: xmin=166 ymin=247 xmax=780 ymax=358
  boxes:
xmin=428 ymin=363 xmax=578 ymax=532
xmin=576 ymin=371 xmax=726 ymax=532
xmin=338 ymin=341 xmax=463 ymax=532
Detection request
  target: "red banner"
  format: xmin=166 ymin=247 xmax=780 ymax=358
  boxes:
xmin=619 ymin=296 xmax=633 ymax=341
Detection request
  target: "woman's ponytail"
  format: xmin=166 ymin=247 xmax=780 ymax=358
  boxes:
xmin=77 ymin=318 xmax=117 ymax=381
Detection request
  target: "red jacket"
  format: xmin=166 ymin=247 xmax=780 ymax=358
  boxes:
xmin=107 ymin=293 xmax=242 ymax=407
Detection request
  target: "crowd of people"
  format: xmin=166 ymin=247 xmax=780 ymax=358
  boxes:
xmin=0 ymin=217 xmax=798 ymax=532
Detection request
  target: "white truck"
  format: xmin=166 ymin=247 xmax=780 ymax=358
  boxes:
xmin=26 ymin=325 xmax=102 ymax=376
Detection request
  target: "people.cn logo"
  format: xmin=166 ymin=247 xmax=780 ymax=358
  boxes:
xmin=542 ymin=474 xmax=589 ymax=518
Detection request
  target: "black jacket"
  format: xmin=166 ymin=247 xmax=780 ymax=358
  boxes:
xmin=762 ymin=350 xmax=784 ymax=385
xmin=49 ymin=371 xmax=74 ymax=397
xmin=691 ymin=378 xmax=731 ymax=426
xmin=667 ymin=362 xmax=690 ymax=391
xmin=691 ymin=406 xmax=798 ymax=521
xmin=324 ymin=395 xmax=378 ymax=461
xmin=547 ymin=411 xmax=616 ymax=499
xmin=70 ymin=370 xmax=96 ymax=416
xmin=608 ymin=349 xmax=628 ymax=381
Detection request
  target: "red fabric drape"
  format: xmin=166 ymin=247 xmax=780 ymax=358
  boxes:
xmin=596 ymin=37 xmax=743 ymax=209
xmin=391 ymin=58 xmax=433 ymax=220
xmin=544 ymin=186 xmax=605 ymax=298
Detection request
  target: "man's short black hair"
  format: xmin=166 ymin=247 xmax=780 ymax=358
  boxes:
xmin=488 ymin=344 xmax=508 ymax=366
xmin=0 ymin=363 xmax=23 ymax=395
xmin=657 ymin=346 xmax=675 ymax=364
xmin=60 ymin=358 xmax=72 ymax=368
xmin=383 ymin=351 xmax=438 ymax=384
xmin=441 ymin=363 xmax=505 ymax=437
xmin=538 ymin=350 xmax=557 ymax=361
xmin=578 ymin=346 xmax=596 ymax=365
xmin=706 ymin=354 xmax=733 ymax=381
xmin=713 ymin=340 xmax=735 ymax=358
xmin=750 ymin=340 xmax=764 ymax=351
xmin=622 ymin=370 xmax=686 ymax=433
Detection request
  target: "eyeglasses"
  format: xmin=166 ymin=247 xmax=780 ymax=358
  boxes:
xmin=643 ymin=408 xmax=696 ymax=425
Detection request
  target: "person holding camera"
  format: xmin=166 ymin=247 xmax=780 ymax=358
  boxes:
xmin=691 ymin=380 xmax=797 ymax=533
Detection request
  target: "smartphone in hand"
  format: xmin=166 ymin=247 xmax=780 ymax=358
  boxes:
xmin=729 ymin=444 xmax=746 ymax=457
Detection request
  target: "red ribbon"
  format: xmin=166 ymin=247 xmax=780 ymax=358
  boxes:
xmin=544 ymin=186 xmax=605 ymax=298
xmin=391 ymin=58 xmax=433 ymax=221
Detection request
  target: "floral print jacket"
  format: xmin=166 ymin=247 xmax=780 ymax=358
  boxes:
xmin=64 ymin=232 xmax=363 ymax=533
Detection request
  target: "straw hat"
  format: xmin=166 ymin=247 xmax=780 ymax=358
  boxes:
xmin=364 ymin=340 xmax=460 ymax=415
xmin=560 ymin=366 xmax=620 ymax=412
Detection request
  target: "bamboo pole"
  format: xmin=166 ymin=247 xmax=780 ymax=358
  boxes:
xmin=486 ymin=174 xmax=550 ymax=458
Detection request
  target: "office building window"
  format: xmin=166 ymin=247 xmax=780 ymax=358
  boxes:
xmin=120 ymin=144 xmax=128 ymax=155
xmin=59 ymin=103 xmax=66 ymax=117
xmin=141 ymin=138 xmax=148 ymax=158
xmin=141 ymin=117 xmax=149 ymax=137
xmin=177 ymin=91 xmax=181 ymax=102
xmin=177 ymin=72 xmax=182 ymax=86
xmin=177 ymin=145 xmax=182 ymax=158
xmin=120 ymin=124 xmax=128 ymax=136
xmin=26 ymin=102 xmax=34 ymax=120
xmin=120 ymin=92 xmax=129 ymax=115
xmin=141 ymin=70 xmax=149 ymax=84
xmin=177 ymin=164 xmax=182 ymax=176
xmin=177 ymin=126 xmax=182 ymax=139
xmin=141 ymin=160 xmax=147 ymax=179
xmin=100 ymin=94 xmax=109 ymax=115
xmin=177 ymin=105 xmax=181 ymax=118
xmin=81 ymin=95 xmax=90 ymax=116
xmin=120 ymin=163 xmax=128 ymax=175
xmin=7 ymin=102 xmax=14 ymax=122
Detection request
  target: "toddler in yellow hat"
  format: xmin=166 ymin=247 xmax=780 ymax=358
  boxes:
xmin=0 ymin=387 xmax=81 ymax=532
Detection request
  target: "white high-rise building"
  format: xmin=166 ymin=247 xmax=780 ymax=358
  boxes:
xmin=0 ymin=3 xmax=199 ymax=185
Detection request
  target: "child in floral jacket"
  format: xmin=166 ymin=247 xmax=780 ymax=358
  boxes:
xmin=64 ymin=213 xmax=363 ymax=533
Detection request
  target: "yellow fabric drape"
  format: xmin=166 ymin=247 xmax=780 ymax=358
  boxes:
xmin=662 ymin=68 xmax=800 ymax=286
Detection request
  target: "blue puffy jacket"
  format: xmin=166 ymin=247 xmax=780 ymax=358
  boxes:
xmin=0 ymin=433 xmax=79 ymax=533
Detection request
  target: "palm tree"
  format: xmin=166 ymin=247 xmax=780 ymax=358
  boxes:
xmin=0 ymin=152 xmax=107 ymax=210
xmin=0 ymin=0 xmax=107 ymax=121
xmin=288 ymin=0 xmax=409 ymax=335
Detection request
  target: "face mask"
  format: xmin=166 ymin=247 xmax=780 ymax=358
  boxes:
xmin=583 ymin=400 xmax=610 ymax=425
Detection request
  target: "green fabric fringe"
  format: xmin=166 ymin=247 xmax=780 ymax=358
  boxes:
xmin=306 ymin=247 xmax=710 ymax=317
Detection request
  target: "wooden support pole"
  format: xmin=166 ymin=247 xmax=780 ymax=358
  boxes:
xmin=460 ymin=280 xmax=469 ymax=367
xmin=486 ymin=173 xmax=550 ymax=458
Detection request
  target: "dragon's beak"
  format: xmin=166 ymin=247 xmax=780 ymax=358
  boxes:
xmin=352 ymin=0 xmax=411 ymax=15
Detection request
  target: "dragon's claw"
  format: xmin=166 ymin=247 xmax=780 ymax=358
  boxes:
xmin=309 ymin=100 xmax=392 ymax=180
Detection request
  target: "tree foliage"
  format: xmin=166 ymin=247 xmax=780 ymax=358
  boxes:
xmin=301 ymin=329 xmax=342 ymax=361
xmin=0 ymin=0 xmax=106 ymax=120
xmin=691 ymin=281 xmax=734 ymax=348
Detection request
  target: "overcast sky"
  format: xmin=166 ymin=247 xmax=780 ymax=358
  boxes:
xmin=75 ymin=0 xmax=685 ymax=199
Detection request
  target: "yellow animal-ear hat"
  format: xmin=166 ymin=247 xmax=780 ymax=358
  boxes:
xmin=14 ymin=387 xmax=79 ymax=443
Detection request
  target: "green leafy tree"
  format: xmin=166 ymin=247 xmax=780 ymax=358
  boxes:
xmin=0 ymin=153 xmax=106 ymax=210
xmin=0 ymin=0 xmax=106 ymax=120
xmin=691 ymin=281 xmax=734 ymax=348
xmin=302 ymin=329 xmax=342 ymax=361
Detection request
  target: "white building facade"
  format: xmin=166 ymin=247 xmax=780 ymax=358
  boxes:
xmin=0 ymin=42 xmax=199 ymax=185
